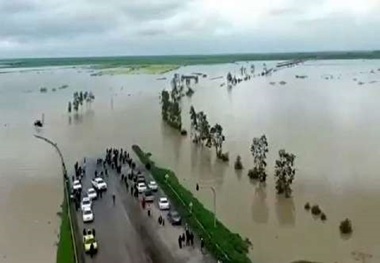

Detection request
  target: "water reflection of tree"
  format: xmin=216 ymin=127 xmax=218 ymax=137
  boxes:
xmin=275 ymin=194 xmax=295 ymax=226
xmin=73 ymin=112 xmax=83 ymax=125
xmin=190 ymin=143 xmax=199 ymax=173
xmin=212 ymin=158 xmax=227 ymax=188
xmin=251 ymin=185 xmax=269 ymax=224
xmin=198 ymin=147 xmax=213 ymax=181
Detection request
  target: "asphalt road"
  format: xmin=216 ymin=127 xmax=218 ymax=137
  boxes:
xmin=73 ymin=153 xmax=215 ymax=263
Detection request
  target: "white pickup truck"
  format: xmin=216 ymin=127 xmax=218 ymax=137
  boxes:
xmin=91 ymin=177 xmax=107 ymax=190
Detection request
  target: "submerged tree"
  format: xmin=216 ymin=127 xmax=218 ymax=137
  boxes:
xmin=161 ymin=90 xmax=170 ymax=121
xmin=160 ymin=89 xmax=182 ymax=131
xmin=234 ymin=155 xmax=243 ymax=170
xmin=274 ymin=149 xmax=296 ymax=197
xmin=196 ymin=111 xmax=212 ymax=147
xmin=210 ymin=123 xmax=225 ymax=157
xmin=248 ymin=135 xmax=268 ymax=182
xmin=189 ymin=106 xmax=198 ymax=142
xmin=227 ymin=72 xmax=232 ymax=83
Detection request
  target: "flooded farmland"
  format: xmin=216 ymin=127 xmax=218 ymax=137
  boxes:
xmin=0 ymin=59 xmax=380 ymax=263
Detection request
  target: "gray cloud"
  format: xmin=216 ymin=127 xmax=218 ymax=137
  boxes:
xmin=0 ymin=0 xmax=379 ymax=58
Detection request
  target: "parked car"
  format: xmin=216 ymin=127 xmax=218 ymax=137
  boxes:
xmin=158 ymin=197 xmax=170 ymax=210
xmin=83 ymin=229 xmax=98 ymax=253
xmin=137 ymin=182 xmax=147 ymax=193
xmin=87 ymin=188 xmax=97 ymax=200
xmin=148 ymin=181 xmax=158 ymax=191
xmin=91 ymin=177 xmax=107 ymax=190
xmin=167 ymin=210 xmax=182 ymax=225
xmin=81 ymin=197 xmax=92 ymax=211
xmin=137 ymin=175 xmax=146 ymax=184
xmin=73 ymin=180 xmax=82 ymax=190
xmin=82 ymin=208 xmax=94 ymax=223
xmin=144 ymin=189 xmax=154 ymax=202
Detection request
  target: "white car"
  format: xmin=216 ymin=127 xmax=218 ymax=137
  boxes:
xmin=148 ymin=181 xmax=158 ymax=191
xmin=158 ymin=197 xmax=170 ymax=210
xmin=87 ymin=188 xmax=97 ymax=200
xmin=73 ymin=180 xmax=82 ymax=190
xmin=82 ymin=208 xmax=94 ymax=223
xmin=137 ymin=182 xmax=147 ymax=193
xmin=81 ymin=197 xmax=92 ymax=211
xmin=92 ymin=177 xmax=107 ymax=190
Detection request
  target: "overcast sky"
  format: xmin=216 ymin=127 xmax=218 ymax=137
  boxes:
xmin=0 ymin=0 xmax=379 ymax=58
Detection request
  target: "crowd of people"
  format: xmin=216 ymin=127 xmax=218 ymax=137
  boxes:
xmin=178 ymin=224 xmax=196 ymax=249
xmin=70 ymin=147 xmax=211 ymax=260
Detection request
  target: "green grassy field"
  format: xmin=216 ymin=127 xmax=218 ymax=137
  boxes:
xmin=94 ymin=64 xmax=180 ymax=75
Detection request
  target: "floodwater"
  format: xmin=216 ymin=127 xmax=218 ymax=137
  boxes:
xmin=0 ymin=60 xmax=380 ymax=263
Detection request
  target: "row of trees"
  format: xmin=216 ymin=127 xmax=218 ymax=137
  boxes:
xmin=160 ymin=73 xmax=201 ymax=132
xmin=68 ymin=91 xmax=94 ymax=113
xmin=236 ymin=135 xmax=296 ymax=197
xmin=160 ymin=90 xmax=182 ymax=130
xmin=189 ymin=106 xmax=229 ymax=161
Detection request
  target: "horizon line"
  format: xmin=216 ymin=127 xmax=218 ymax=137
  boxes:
xmin=1 ymin=49 xmax=379 ymax=61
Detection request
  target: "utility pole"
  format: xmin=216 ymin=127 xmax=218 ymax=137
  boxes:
xmin=196 ymin=183 xmax=217 ymax=227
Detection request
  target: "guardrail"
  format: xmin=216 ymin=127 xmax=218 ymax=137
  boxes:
xmin=34 ymin=135 xmax=84 ymax=263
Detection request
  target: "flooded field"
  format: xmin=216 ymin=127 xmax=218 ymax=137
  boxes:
xmin=0 ymin=60 xmax=380 ymax=263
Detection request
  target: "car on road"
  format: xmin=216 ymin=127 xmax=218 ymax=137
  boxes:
xmin=137 ymin=175 xmax=146 ymax=184
xmin=137 ymin=182 xmax=147 ymax=193
xmin=81 ymin=197 xmax=92 ymax=211
xmin=87 ymin=188 xmax=97 ymax=200
xmin=167 ymin=210 xmax=182 ymax=225
xmin=82 ymin=208 xmax=94 ymax=223
xmin=158 ymin=197 xmax=170 ymax=210
xmin=144 ymin=189 xmax=154 ymax=202
xmin=83 ymin=229 xmax=98 ymax=253
xmin=91 ymin=177 xmax=107 ymax=190
xmin=73 ymin=180 xmax=82 ymax=191
xmin=148 ymin=181 xmax=158 ymax=191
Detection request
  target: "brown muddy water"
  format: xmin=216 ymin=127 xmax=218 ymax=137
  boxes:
xmin=0 ymin=60 xmax=380 ymax=263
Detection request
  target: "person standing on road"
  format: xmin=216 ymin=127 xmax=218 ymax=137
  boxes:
xmin=158 ymin=215 xmax=162 ymax=225
xmin=200 ymin=238 xmax=205 ymax=253
xmin=190 ymin=232 xmax=194 ymax=246
xmin=112 ymin=194 xmax=115 ymax=206
xmin=89 ymin=243 xmax=94 ymax=258
xmin=186 ymin=230 xmax=190 ymax=246
xmin=178 ymin=235 xmax=182 ymax=249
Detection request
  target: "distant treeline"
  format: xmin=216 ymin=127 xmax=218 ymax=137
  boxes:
xmin=1 ymin=50 xmax=380 ymax=68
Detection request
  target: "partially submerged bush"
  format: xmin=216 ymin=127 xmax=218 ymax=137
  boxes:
xmin=321 ymin=213 xmax=327 ymax=221
xmin=218 ymin=152 xmax=229 ymax=162
xmin=181 ymin=129 xmax=188 ymax=136
xmin=234 ymin=155 xmax=243 ymax=170
xmin=311 ymin=205 xmax=321 ymax=216
xmin=340 ymin=219 xmax=352 ymax=234
xmin=247 ymin=168 xmax=259 ymax=180
xmin=304 ymin=202 xmax=310 ymax=211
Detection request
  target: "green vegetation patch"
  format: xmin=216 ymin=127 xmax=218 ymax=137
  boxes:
xmin=56 ymin=195 xmax=75 ymax=263
xmin=93 ymin=64 xmax=179 ymax=75
xmin=132 ymin=145 xmax=251 ymax=263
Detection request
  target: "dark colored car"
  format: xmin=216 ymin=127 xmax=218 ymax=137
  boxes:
xmin=144 ymin=189 xmax=154 ymax=202
xmin=167 ymin=210 xmax=182 ymax=225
